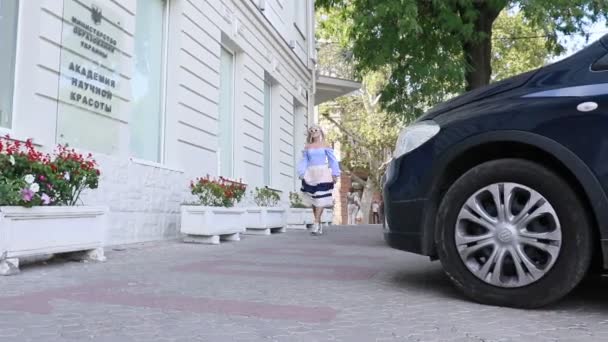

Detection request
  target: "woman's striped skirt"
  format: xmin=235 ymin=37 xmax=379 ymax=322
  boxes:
xmin=301 ymin=164 xmax=335 ymax=208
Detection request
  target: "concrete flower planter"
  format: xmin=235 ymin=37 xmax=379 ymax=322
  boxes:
xmin=180 ymin=206 xmax=246 ymax=244
xmin=286 ymin=208 xmax=313 ymax=229
xmin=245 ymin=207 xmax=287 ymax=235
xmin=321 ymin=209 xmax=334 ymax=226
xmin=0 ymin=206 xmax=108 ymax=275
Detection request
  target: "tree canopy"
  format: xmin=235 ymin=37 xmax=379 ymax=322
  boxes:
xmin=316 ymin=0 xmax=608 ymax=119
xmin=491 ymin=11 xmax=555 ymax=81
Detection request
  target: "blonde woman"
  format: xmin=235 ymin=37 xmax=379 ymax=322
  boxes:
xmin=297 ymin=125 xmax=341 ymax=235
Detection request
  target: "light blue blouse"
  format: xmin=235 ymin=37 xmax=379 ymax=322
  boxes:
xmin=297 ymin=148 xmax=341 ymax=178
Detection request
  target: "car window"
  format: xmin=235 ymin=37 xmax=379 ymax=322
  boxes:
xmin=592 ymin=53 xmax=608 ymax=72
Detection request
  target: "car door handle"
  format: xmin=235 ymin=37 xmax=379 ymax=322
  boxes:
xmin=577 ymin=101 xmax=598 ymax=112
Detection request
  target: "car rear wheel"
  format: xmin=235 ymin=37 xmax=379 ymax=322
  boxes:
xmin=435 ymin=159 xmax=593 ymax=308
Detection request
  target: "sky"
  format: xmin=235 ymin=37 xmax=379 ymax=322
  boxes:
xmin=550 ymin=18 xmax=608 ymax=62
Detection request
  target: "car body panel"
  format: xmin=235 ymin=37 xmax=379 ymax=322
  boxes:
xmin=384 ymin=34 xmax=608 ymax=266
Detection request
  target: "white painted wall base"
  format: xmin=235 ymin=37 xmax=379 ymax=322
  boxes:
xmin=0 ymin=206 xmax=108 ymax=275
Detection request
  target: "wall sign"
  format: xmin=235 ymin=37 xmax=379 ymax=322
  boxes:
xmin=58 ymin=0 xmax=123 ymax=117
xmin=57 ymin=0 xmax=126 ymax=154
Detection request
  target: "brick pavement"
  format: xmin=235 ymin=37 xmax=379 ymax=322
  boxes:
xmin=1 ymin=225 xmax=608 ymax=341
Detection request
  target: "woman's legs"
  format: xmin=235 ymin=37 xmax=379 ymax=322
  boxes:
xmin=317 ymin=207 xmax=325 ymax=234
xmin=311 ymin=206 xmax=324 ymax=235
xmin=311 ymin=206 xmax=320 ymax=234
xmin=313 ymin=206 xmax=322 ymax=224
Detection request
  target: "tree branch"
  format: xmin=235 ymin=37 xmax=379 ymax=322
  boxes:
xmin=321 ymin=113 xmax=372 ymax=151
xmin=349 ymin=171 xmax=366 ymax=186
xmin=371 ymin=94 xmax=382 ymax=107
xmin=338 ymin=162 xmax=366 ymax=186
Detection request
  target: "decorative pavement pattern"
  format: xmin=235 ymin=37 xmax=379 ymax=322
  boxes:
xmin=1 ymin=225 xmax=608 ymax=342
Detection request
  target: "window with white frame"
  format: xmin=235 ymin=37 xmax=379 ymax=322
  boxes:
xmin=263 ymin=74 xmax=273 ymax=185
xmin=130 ymin=0 xmax=167 ymax=162
xmin=0 ymin=0 xmax=19 ymax=129
xmin=219 ymin=46 xmax=235 ymax=177
xmin=294 ymin=0 xmax=307 ymax=38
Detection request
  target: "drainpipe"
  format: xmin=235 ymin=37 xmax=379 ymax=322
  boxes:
xmin=309 ymin=0 xmax=317 ymax=125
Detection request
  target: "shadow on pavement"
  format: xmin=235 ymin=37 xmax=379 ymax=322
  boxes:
xmin=383 ymin=262 xmax=467 ymax=301
xmin=552 ymin=276 xmax=608 ymax=312
xmin=386 ymin=261 xmax=608 ymax=312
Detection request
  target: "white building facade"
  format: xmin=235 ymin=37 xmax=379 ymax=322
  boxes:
xmin=1 ymin=0 xmax=324 ymax=244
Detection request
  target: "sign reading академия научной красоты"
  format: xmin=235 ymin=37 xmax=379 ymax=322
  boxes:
xmin=58 ymin=0 xmax=124 ymax=116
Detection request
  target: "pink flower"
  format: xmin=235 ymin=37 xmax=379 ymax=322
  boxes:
xmin=39 ymin=175 xmax=46 ymax=181
xmin=41 ymin=193 xmax=51 ymax=205
xmin=21 ymin=188 xmax=34 ymax=202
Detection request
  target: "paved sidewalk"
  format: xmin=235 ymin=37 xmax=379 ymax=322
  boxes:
xmin=1 ymin=225 xmax=608 ymax=342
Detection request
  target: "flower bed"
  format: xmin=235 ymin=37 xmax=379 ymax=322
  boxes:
xmin=180 ymin=176 xmax=247 ymax=244
xmin=0 ymin=136 xmax=107 ymax=275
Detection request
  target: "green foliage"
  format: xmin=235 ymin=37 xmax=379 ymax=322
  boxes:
xmin=492 ymin=11 xmax=554 ymax=81
xmin=0 ymin=178 xmax=24 ymax=206
xmin=316 ymin=0 xmax=608 ymax=119
xmin=190 ymin=176 xmax=247 ymax=207
xmin=0 ymin=137 xmax=100 ymax=207
xmin=252 ymin=187 xmax=281 ymax=207
xmin=320 ymin=70 xmax=400 ymax=191
xmin=289 ymin=192 xmax=308 ymax=208
xmin=51 ymin=146 xmax=101 ymax=206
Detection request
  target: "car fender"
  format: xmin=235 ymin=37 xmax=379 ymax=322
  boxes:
xmin=424 ymin=130 xmax=608 ymax=265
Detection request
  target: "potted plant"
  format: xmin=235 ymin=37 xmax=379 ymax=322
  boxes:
xmin=286 ymin=192 xmax=313 ymax=230
xmin=0 ymin=136 xmax=107 ymax=275
xmin=245 ymin=187 xmax=286 ymax=235
xmin=180 ymin=176 xmax=247 ymax=244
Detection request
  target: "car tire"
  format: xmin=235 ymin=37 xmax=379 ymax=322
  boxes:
xmin=435 ymin=159 xmax=593 ymax=308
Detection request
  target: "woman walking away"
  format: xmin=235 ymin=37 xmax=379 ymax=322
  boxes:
xmin=297 ymin=125 xmax=341 ymax=235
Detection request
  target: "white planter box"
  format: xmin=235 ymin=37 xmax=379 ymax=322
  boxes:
xmin=321 ymin=209 xmax=334 ymax=225
xmin=180 ymin=206 xmax=246 ymax=245
xmin=286 ymin=208 xmax=313 ymax=229
xmin=245 ymin=207 xmax=287 ymax=235
xmin=0 ymin=206 xmax=108 ymax=275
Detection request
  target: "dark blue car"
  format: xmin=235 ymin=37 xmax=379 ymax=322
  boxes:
xmin=383 ymin=34 xmax=608 ymax=308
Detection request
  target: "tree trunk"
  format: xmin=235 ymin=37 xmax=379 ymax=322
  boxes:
xmin=360 ymin=177 xmax=374 ymax=224
xmin=463 ymin=6 xmax=503 ymax=91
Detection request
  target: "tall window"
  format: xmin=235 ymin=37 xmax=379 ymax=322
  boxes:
xmin=263 ymin=74 xmax=273 ymax=185
xmin=219 ymin=47 xmax=235 ymax=177
xmin=0 ymin=0 xmax=19 ymax=129
xmin=130 ymin=0 xmax=167 ymax=162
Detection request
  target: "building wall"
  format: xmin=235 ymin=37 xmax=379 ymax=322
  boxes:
xmin=6 ymin=0 xmax=314 ymax=245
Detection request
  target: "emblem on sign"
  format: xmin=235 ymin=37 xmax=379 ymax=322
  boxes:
xmin=91 ymin=5 xmax=103 ymax=25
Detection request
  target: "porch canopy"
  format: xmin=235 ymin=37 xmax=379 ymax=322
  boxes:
xmin=315 ymin=75 xmax=361 ymax=105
